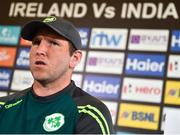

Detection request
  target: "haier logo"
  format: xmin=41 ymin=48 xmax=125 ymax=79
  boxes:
xmin=0 ymin=25 xmax=21 ymax=45
xmin=122 ymin=77 xmax=163 ymax=103
xmin=167 ymin=55 xmax=180 ymax=78
xmin=170 ymin=30 xmax=180 ymax=52
xmin=128 ymin=29 xmax=169 ymax=52
xmin=83 ymin=74 xmax=121 ymax=100
xmin=16 ymin=48 xmax=30 ymax=68
xmin=0 ymin=69 xmax=12 ymax=90
xmin=86 ymin=51 xmax=124 ymax=74
xmin=125 ymin=53 xmax=165 ymax=77
xmin=118 ymin=103 xmax=160 ymax=130
xmin=78 ymin=28 xmax=90 ymax=48
xmin=89 ymin=28 xmax=128 ymax=50
xmin=164 ymin=80 xmax=180 ymax=105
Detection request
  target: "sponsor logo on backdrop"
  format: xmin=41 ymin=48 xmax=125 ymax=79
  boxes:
xmin=102 ymin=100 xmax=118 ymax=125
xmin=122 ymin=77 xmax=163 ymax=103
xmin=78 ymin=28 xmax=90 ymax=48
xmin=170 ymin=30 xmax=180 ymax=52
xmin=86 ymin=51 xmax=124 ymax=74
xmin=83 ymin=74 xmax=121 ymax=100
xmin=16 ymin=48 xmax=30 ymax=68
xmin=0 ymin=25 xmax=21 ymax=45
xmin=164 ymin=80 xmax=180 ymax=105
xmin=117 ymin=103 xmax=160 ymax=130
xmin=0 ymin=47 xmax=17 ymax=67
xmin=74 ymin=51 xmax=86 ymax=72
xmin=167 ymin=55 xmax=180 ymax=78
xmin=89 ymin=28 xmax=128 ymax=50
xmin=72 ymin=73 xmax=83 ymax=88
xmin=0 ymin=69 xmax=12 ymax=90
xmin=11 ymin=70 xmax=33 ymax=91
xmin=128 ymin=29 xmax=169 ymax=52
xmin=161 ymin=107 xmax=180 ymax=131
xmin=125 ymin=53 xmax=165 ymax=77
xmin=20 ymin=38 xmax=32 ymax=46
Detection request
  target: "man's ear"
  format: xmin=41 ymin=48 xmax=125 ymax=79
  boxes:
xmin=70 ymin=50 xmax=82 ymax=68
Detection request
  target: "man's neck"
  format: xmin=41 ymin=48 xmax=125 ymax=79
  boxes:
xmin=32 ymin=80 xmax=71 ymax=97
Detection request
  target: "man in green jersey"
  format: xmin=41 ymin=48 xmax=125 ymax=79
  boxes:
xmin=0 ymin=16 xmax=114 ymax=134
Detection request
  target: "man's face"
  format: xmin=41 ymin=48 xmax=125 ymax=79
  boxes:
xmin=29 ymin=28 xmax=74 ymax=83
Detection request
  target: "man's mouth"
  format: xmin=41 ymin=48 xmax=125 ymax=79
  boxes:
xmin=35 ymin=60 xmax=46 ymax=65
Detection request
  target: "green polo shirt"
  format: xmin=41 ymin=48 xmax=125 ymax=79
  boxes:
xmin=0 ymin=81 xmax=114 ymax=134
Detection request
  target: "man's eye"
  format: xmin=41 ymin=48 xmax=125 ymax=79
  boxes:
xmin=32 ymin=38 xmax=41 ymax=45
xmin=49 ymin=41 xmax=59 ymax=46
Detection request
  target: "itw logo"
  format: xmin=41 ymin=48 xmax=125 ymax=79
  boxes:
xmin=91 ymin=31 xmax=122 ymax=46
xmin=90 ymin=28 xmax=127 ymax=49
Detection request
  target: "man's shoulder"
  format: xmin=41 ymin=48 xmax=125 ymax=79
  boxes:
xmin=72 ymin=87 xmax=114 ymax=134
xmin=0 ymin=88 xmax=31 ymax=104
xmin=72 ymin=87 xmax=109 ymax=112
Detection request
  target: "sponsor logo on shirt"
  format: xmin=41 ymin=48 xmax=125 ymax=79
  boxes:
xmin=83 ymin=74 xmax=121 ymax=100
xmin=170 ymin=30 xmax=180 ymax=52
xmin=0 ymin=25 xmax=21 ymax=45
xmin=117 ymin=103 xmax=160 ymax=130
xmin=86 ymin=51 xmax=124 ymax=74
xmin=125 ymin=53 xmax=166 ymax=77
xmin=0 ymin=47 xmax=17 ymax=67
xmin=89 ymin=28 xmax=128 ymax=50
xmin=122 ymin=77 xmax=163 ymax=103
xmin=128 ymin=29 xmax=169 ymax=52
xmin=5 ymin=99 xmax=23 ymax=109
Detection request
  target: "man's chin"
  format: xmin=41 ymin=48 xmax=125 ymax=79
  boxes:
xmin=34 ymin=78 xmax=50 ymax=85
xmin=33 ymin=75 xmax=49 ymax=82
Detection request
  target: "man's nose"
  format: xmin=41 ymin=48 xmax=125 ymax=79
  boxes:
xmin=36 ymin=40 xmax=48 ymax=56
